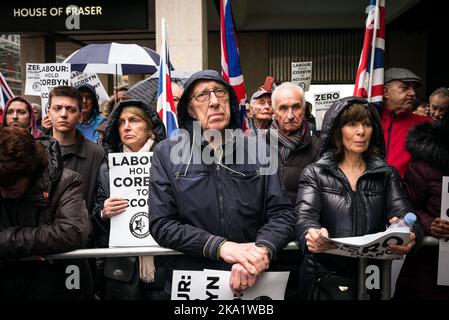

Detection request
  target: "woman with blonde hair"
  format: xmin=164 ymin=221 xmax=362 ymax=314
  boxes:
xmin=93 ymin=99 xmax=166 ymax=299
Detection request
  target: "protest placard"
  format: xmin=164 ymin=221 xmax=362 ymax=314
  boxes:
xmin=71 ymin=71 xmax=109 ymax=104
xmin=291 ymin=61 xmax=312 ymax=91
xmin=25 ymin=63 xmax=42 ymax=96
xmin=323 ymin=227 xmax=411 ymax=260
xmin=313 ymin=91 xmax=340 ymax=130
xmin=304 ymin=84 xmax=354 ymax=129
xmin=171 ymin=269 xmax=289 ymax=300
xmin=438 ymin=176 xmax=449 ymax=286
xmin=108 ymin=152 xmax=158 ymax=247
xmin=39 ymin=63 xmax=71 ymax=116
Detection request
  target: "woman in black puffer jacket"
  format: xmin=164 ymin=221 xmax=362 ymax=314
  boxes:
xmin=295 ymin=97 xmax=422 ymax=300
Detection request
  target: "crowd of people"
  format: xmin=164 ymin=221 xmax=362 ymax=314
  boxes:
xmin=0 ymin=66 xmax=448 ymax=300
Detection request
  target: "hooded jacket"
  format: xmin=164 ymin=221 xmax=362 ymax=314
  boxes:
xmin=91 ymin=100 xmax=166 ymax=298
xmin=380 ymin=106 xmax=430 ymax=178
xmin=148 ymin=70 xmax=295 ymax=292
xmin=295 ymin=97 xmax=419 ymax=295
xmin=2 ymin=96 xmax=41 ymax=138
xmin=0 ymin=136 xmax=92 ymax=298
xmin=76 ymin=83 xmax=106 ymax=142
xmin=92 ymin=99 xmax=166 ymax=247
xmin=404 ymin=116 xmax=449 ymax=234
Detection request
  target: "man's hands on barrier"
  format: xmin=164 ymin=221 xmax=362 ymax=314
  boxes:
xmin=431 ymin=218 xmax=449 ymax=239
xmin=229 ymin=262 xmax=258 ymax=295
xmin=388 ymin=232 xmax=416 ymax=254
xmin=305 ymin=227 xmax=336 ymax=253
xmin=219 ymin=241 xmax=269 ymax=276
xmin=102 ymin=197 xmax=129 ymax=219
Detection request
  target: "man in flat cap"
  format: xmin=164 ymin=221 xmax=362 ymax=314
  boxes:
xmin=248 ymin=88 xmax=273 ymax=135
xmin=381 ymin=67 xmax=430 ymax=178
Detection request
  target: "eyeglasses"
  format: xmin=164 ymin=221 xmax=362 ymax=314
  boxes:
xmin=50 ymin=105 xmax=79 ymax=114
xmin=189 ymin=88 xmax=228 ymax=103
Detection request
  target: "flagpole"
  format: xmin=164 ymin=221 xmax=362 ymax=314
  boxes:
xmin=367 ymin=0 xmax=380 ymax=101
xmin=161 ymin=17 xmax=167 ymax=128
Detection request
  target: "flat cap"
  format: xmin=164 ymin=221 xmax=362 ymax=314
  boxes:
xmin=384 ymin=67 xmax=422 ymax=87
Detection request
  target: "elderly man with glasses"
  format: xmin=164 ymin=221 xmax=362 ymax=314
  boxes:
xmin=148 ymin=70 xmax=296 ymax=298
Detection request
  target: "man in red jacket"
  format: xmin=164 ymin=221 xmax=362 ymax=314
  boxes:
xmin=381 ymin=67 xmax=430 ymax=178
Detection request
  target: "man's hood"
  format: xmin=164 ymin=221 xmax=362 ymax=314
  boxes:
xmin=176 ymin=70 xmax=241 ymax=134
xmin=102 ymin=99 xmax=166 ymax=154
xmin=2 ymin=96 xmax=40 ymax=137
xmin=318 ymin=96 xmax=385 ymax=157
xmin=75 ymin=83 xmax=100 ymax=117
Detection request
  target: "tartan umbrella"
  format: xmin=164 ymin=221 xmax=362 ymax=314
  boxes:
xmin=127 ymin=70 xmax=192 ymax=111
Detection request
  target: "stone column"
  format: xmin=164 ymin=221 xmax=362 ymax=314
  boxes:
xmin=155 ymin=0 xmax=207 ymax=72
xmin=20 ymin=33 xmax=56 ymax=104
xmin=127 ymin=74 xmax=145 ymax=88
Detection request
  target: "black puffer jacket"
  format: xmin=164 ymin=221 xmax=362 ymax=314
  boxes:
xmin=0 ymin=136 xmax=92 ymax=299
xmin=148 ymin=70 xmax=296 ymax=291
xmin=295 ymin=97 xmax=420 ymax=297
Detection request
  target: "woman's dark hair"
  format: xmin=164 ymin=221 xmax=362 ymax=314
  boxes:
xmin=412 ymin=97 xmax=428 ymax=112
xmin=305 ymin=101 xmax=313 ymax=120
xmin=0 ymin=126 xmax=48 ymax=187
xmin=330 ymin=103 xmax=380 ymax=162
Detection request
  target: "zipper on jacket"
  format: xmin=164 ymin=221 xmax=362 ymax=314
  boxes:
xmin=385 ymin=113 xmax=394 ymax=160
xmin=354 ymin=176 xmax=368 ymax=236
xmin=215 ymin=164 xmax=225 ymax=236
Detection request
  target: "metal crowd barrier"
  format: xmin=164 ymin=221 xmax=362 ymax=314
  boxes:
xmin=22 ymin=237 xmax=439 ymax=300
xmin=360 ymin=236 xmax=439 ymax=300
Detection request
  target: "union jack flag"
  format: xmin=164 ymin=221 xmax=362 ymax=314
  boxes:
xmin=157 ymin=18 xmax=178 ymax=138
xmin=353 ymin=0 xmax=385 ymax=105
xmin=0 ymin=71 xmax=14 ymax=112
xmin=220 ymin=0 xmax=248 ymax=131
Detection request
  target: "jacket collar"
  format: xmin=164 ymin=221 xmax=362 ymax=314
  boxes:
xmin=317 ymin=151 xmax=390 ymax=175
xmin=60 ymin=130 xmax=88 ymax=160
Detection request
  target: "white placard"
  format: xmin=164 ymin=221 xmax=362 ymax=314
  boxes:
xmin=171 ymin=269 xmax=289 ymax=300
xmin=291 ymin=61 xmax=312 ymax=91
xmin=71 ymin=71 xmax=110 ymax=104
xmin=171 ymin=270 xmax=208 ymax=300
xmin=305 ymin=84 xmax=355 ymax=130
xmin=25 ymin=63 xmax=42 ymax=96
xmin=108 ymin=152 xmax=158 ymax=247
xmin=323 ymin=227 xmax=411 ymax=260
xmin=313 ymin=91 xmax=340 ymax=131
xmin=437 ymin=176 xmax=449 ymax=286
xmin=39 ymin=63 xmax=71 ymax=116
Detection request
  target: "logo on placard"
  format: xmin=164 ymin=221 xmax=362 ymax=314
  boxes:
xmin=129 ymin=212 xmax=150 ymax=238
xmin=32 ymin=81 xmax=41 ymax=92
